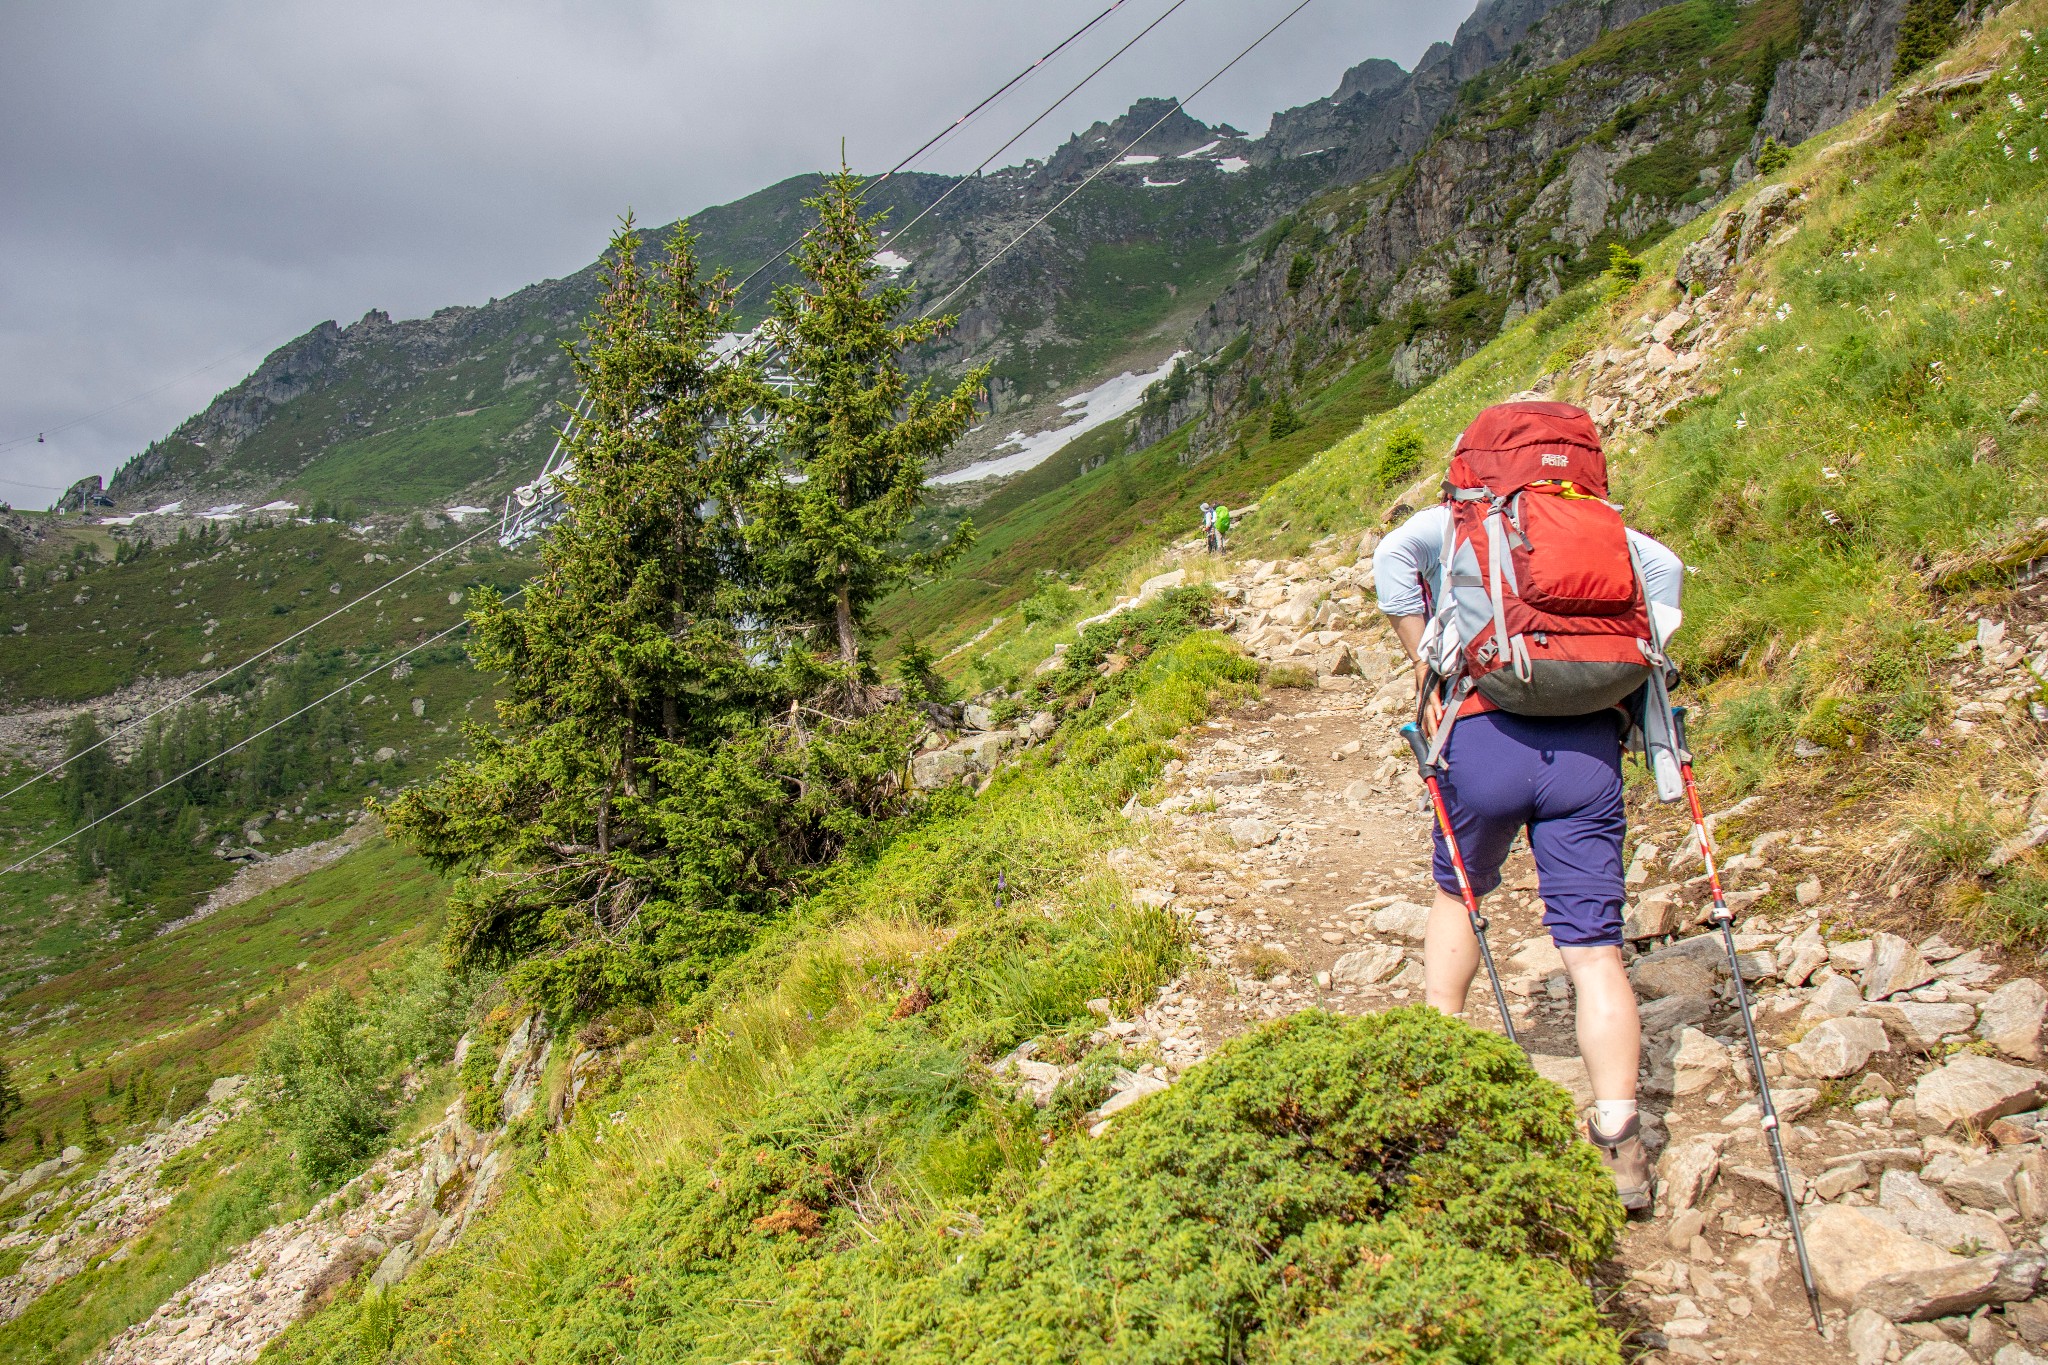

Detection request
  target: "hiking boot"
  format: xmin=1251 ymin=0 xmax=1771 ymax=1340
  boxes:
xmin=1588 ymin=1114 xmax=1653 ymax=1214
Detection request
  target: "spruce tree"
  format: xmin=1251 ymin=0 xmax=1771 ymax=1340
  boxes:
xmin=753 ymin=169 xmax=987 ymax=664
xmin=383 ymin=218 xmax=780 ymax=1012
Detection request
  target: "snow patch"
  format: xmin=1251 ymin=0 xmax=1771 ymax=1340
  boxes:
xmin=443 ymin=505 xmax=491 ymax=522
xmin=1143 ymin=178 xmax=1187 ymax=189
xmin=1215 ymin=157 xmax=1250 ymax=174
xmin=931 ymin=352 xmax=1188 ymax=487
xmin=1116 ymin=153 xmax=1162 ymax=167
xmin=871 ymin=249 xmax=912 ymax=275
xmin=1184 ymin=140 xmax=1222 ymax=158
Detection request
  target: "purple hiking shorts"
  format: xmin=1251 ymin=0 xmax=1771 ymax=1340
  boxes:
xmin=1429 ymin=709 xmax=1628 ymax=948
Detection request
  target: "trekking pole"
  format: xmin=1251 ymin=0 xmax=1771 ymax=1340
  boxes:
xmin=1672 ymin=707 xmax=1824 ymax=1333
xmin=1401 ymin=721 xmax=1519 ymax=1048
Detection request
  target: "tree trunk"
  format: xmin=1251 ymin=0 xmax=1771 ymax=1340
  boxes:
xmin=835 ymin=576 xmax=857 ymax=663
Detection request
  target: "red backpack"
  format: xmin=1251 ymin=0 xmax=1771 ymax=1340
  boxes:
xmin=1429 ymin=402 xmax=1657 ymax=721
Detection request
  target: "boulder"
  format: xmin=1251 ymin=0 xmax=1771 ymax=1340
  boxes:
xmin=1854 ymin=1251 xmax=2045 ymax=1323
xmin=1633 ymin=955 xmax=1719 ymax=1000
xmin=1369 ymin=900 xmax=1431 ymax=940
xmin=1881 ymin=1168 xmax=2012 ymax=1253
xmin=1670 ymin=1027 xmax=1733 ymax=1095
xmin=1915 ymin=1055 xmax=2048 ymax=1134
xmin=1784 ymin=1016 xmax=1889 ymax=1079
xmin=1624 ymin=884 xmax=1686 ymax=940
xmin=1805 ymin=973 xmax=1865 ymax=1019
xmin=1864 ymin=932 xmax=1936 ymax=1001
xmin=1860 ymin=1001 xmax=1979 ymax=1051
xmin=911 ymin=747 xmax=971 ymax=790
xmin=1802 ymin=1203 xmax=1961 ymax=1303
xmin=1330 ymin=944 xmax=1404 ymax=988
xmin=1981 ymin=978 xmax=2048 ymax=1062
xmin=1639 ymin=993 xmax=1714 ymax=1038
xmin=962 ymin=703 xmax=995 ymax=731
xmin=1814 ymin=1160 xmax=1870 ymax=1200
xmin=1780 ymin=923 xmax=1828 ymax=985
xmin=1899 ymin=1345 xmax=1973 ymax=1365
xmin=1229 ymin=818 xmax=1279 ymax=849
xmin=1944 ymin=1153 xmax=2024 ymax=1211
xmin=1847 ymin=1308 xmax=1898 ymax=1365
xmin=1831 ymin=939 xmax=1876 ymax=974
xmin=1659 ymin=1133 xmax=1728 ymax=1212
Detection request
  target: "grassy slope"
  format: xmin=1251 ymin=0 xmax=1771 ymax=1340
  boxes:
xmin=0 ymin=835 xmax=446 ymax=1365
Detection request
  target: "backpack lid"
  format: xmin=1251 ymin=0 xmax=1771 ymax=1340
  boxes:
xmin=1446 ymin=401 xmax=1609 ymax=499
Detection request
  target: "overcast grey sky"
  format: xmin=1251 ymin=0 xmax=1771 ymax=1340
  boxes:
xmin=0 ymin=0 xmax=1467 ymax=504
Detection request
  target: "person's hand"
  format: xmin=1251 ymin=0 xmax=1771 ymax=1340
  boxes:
xmin=1416 ymin=662 xmax=1444 ymax=736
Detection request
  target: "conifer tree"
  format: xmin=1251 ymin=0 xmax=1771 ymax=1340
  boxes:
xmin=753 ymin=169 xmax=987 ymax=664
xmin=383 ymin=219 xmax=781 ymax=1012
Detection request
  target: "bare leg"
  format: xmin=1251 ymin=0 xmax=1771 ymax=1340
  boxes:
xmin=1558 ymin=944 xmax=1640 ymax=1102
xmin=1424 ymin=887 xmax=1482 ymax=1015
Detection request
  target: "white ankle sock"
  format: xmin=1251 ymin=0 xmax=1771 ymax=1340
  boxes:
xmin=1592 ymin=1100 xmax=1638 ymax=1135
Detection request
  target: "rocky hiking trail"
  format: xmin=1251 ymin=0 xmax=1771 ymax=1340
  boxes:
xmin=1006 ymin=542 xmax=2048 ymax=1365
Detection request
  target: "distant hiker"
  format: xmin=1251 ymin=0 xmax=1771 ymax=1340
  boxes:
xmin=1201 ymin=501 xmax=1217 ymax=553
xmin=1373 ymin=400 xmax=1684 ymax=1213
xmin=1213 ymin=502 xmax=1230 ymax=553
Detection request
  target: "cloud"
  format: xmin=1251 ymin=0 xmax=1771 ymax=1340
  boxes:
xmin=0 ymin=0 xmax=1461 ymax=503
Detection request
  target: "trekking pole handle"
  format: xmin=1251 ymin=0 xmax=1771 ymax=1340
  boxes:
xmin=1672 ymin=705 xmax=1691 ymax=758
xmin=1399 ymin=721 xmax=1429 ymax=774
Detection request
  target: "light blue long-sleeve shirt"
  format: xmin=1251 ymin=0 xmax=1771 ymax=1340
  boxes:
xmin=1373 ymin=504 xmax=1683 ymax=620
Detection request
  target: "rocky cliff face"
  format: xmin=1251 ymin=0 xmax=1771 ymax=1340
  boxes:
xmin=1165 ymin=0 xmax=1922 ymax=461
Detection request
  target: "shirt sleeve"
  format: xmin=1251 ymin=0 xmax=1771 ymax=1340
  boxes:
xmin=1373 ymin=506 xmax=1449 ymax=618
xmin=1626 ymin=530 xmax=1685 ymax=608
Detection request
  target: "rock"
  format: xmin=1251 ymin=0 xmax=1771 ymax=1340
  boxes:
xmin=1864 ymin=932 xmax=1936 ymax=1001
xmin=1000 ymin=1058 xmax=1067 ymax=1107
xmin=205 ymin=1075 xmax=247 ymax=1105
xmin=1027 ymin=710 xmax=1058 ymax=743
xmin=1625 ymin=884 xmax=1686 ymax=939
xmin=962 ymin=703 xmax=995 ymax=731
xmin=911 ymin=747 xmax=971 ymax=790
xmin=1814 ymin=1161 xmax=1870 ymax=1200
xmin=1671 ymin=1027 xmax=1734 ymax=1094
xmin=1639 ymin=993 xmax=1713 ymax=1037
xmin=1632 ymin=954 xmax=1720 ymax=1000
xmin=1660 ymin=1133 xmax=1728 ymax=1212
xmin=1369 ymin=900 xmax=1431 ymax=940
xmin=59 ymin=1145 xmax=82 ymax=1164
xmin=1796 ymin=875 xmax=1824 ymax=906
xmin=1900 ymin=1344 xmax=1973 ymax=1365
xmin=1331 ymin=944 xmax=1404 ymax=987
xmin=1341 ymin=779 xmax=1373 ymax=803
xmin=369 ymin=1242 xmax=415 ymax=1289
xmin=1981 ymin=979 xmax=2048 ymax=1062
xmin=373 ymin=745 xmax=397 ymax=763
xmin=1861 ymin=1001 xmax=1979 ymax=1050
xmin=1881 ymin=1168 xmax=2012 ymax=1253
xmin=1915 ymin=1056 xmax=2048 ymax=1134
xmin=1831 ymin=939 xmax=1876 ymax=974
xmin=2010 ymin=1299 xmax=2048 ymax=1345
xmin=1944 ymin=1153 xmax=2024 ymax=1211
xmin=1997 ymin=1345 xmax=2048 ymax=1365
xmin=1781 ymin=923 xmax=1828 ymax=985
xmin=1805 ymin=972 xmax=1865 ymax=1019
xmin=1508 ymin=936 xmax=1566 ymax=980
xmin=1802 ymin=1203 xmax=1961 ymax=1303
xmin=1855 ymin=1251 xmax=2046 ymax=1323
xmin=1096 ymin=1071 xmax=1170 ymax=1118
xmin=1229 ymin=818 xmax=1279 ymax=849
xmin=1847 ymin=1307 xmax=1899 ymax=1365
xmin=1529 ymin=1053 xmax=1593 ymax=1110
xmin=1784 ymin=1016 xmax=1889 ymax=1079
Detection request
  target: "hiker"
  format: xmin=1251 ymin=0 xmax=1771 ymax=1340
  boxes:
xmin=1200 ymin=501 xmax=1217 ymax=553
xmin=1372 ymin=400 xmax=1684 ymax=1213
xmin=1213 ymin=501 xmax=1230 ymax=553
